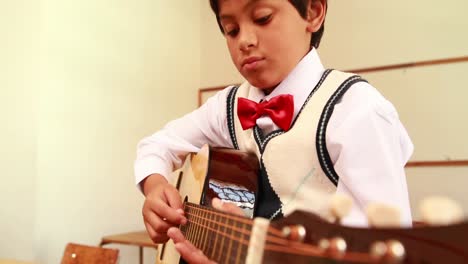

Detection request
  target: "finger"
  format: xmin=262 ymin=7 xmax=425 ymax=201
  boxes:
xmin=144 ymin=221 xmax=157 ymax=238
xmin=145 ymin=222 xmax=169 ymax=243
xmin=143 ymin=210 xmax=172 ymax=233
xmin=164 ymin=186 xmax=184 ymax=210
xmin=150 ymin=198 xmax=186 ymax=225
xmin=167 ymin=227 xmax=199 ymax=253
xmin=212 ymin=198 xmax=245 ymax=216
xmin=168 ymin=228 xmax=216 ymax=264
xmin=175 ymin=243 xmax=216 ymax=264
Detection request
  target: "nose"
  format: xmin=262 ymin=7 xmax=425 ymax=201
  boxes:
xmin=239 ymin=27 xmax=258 ymax=52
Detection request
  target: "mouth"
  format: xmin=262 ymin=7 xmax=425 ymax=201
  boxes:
xmin=241 ymin=57 xmax=264 ymax=71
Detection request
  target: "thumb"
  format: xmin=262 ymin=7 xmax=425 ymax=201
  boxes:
xmin=212 ymin=198 xmax=245 ymax=216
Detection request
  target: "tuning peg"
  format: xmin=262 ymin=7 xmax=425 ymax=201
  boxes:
xmin=329 ymin=193 xmax=353 ymax=224
xmin=318 ymin=237 xmax=347 ymax=257
xmin=370 ymin=240 xmax=405 ymax=263
xmin=281 ymin=225 xmax=306 ymax=242
xmin=419 ymin=196 xmax=464 ymax=226
xmin=366 ymin=203 xmax=402 ymax=228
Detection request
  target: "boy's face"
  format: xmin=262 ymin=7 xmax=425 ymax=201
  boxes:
xmin=218 ymin=0 xmax=322 ymax=92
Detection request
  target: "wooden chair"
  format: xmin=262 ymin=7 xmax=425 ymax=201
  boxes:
xmin=60 ymin=243 xmax=119 ymax=264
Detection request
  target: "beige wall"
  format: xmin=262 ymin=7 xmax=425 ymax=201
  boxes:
xmin=200 ymin=0 xmax=243 ymax=88
xmin=0 ymin=0 xmax=39 ymax=261
xmin=2 ymin=1 xmax=200 ymax=263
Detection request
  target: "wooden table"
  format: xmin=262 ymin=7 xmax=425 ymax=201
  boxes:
xmin=100 ymin=231 xmax=157 ymax=264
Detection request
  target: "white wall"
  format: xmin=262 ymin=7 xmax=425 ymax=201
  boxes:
xmin=1 ymin=1 xmax=201 ymax=263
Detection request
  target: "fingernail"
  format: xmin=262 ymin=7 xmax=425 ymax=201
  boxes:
xmin=180 ymin=217 xmax=187 ymax=225
xmin=176 ymin=208 xmax=184 ymax=215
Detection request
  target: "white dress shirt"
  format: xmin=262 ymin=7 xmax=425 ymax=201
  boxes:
xmin=135 ymin=49 xmax=414 ymax=226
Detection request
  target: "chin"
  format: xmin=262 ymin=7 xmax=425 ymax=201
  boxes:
xmin=246 ymin=76 xmax=278 ymax=91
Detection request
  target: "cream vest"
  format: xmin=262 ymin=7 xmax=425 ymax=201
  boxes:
xmin=226 ymin=70 xmax=366 ymax=219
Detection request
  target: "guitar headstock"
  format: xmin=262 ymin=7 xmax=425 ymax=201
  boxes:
xmin=263 ymin=197 xmax=468 ymax=264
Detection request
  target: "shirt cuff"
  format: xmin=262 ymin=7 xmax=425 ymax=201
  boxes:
xmin=134 ymin=156 xmax=173 ymax=192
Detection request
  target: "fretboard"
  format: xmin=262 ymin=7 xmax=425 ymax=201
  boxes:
xmin=180 ymin=202 xmax=254 ymax=263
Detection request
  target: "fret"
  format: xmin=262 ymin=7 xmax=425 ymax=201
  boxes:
xmin=212 ymin=212 xmax=220 ymax=262
xmin=218 ymin=213 xmax=227 ymax=261
xmin=206 ymin=210 xmax=216 ymax=259
xmin=204 ymin=209 xmax=212 ymax=259
xmin=235 ymin=220 xmax=246 ymax=264
xmin=185 ymin=205 xmax=194 ymax=243
xmin=183 ymin=203 xmax=256 ymax=263
xmin=200 ymin=208 xmax=208 ymax=253
xmin=194 ymin=205 xmax=201 ymax=249
xmin=188 ymin=206 xmax=196 ymax=247
xmin=241 ymin=221 xmax=250 ymax=262
xmin=182 ymin=205 xmax=189 ymax=238
xmin=226 ymin=217 xmax=234 ymax=263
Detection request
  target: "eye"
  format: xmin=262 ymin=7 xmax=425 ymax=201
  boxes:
xmin=254 ymin=14 xmax=272 ymax=25
xmin=226 ymin=27 xmax=239 ymax=37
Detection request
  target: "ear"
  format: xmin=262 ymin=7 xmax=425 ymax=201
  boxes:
xmin=306 ymin=0 xmax=327 ymax=33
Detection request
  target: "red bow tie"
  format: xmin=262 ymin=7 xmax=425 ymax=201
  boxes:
xmin=237 ymin=94 xmax=294 ymax=131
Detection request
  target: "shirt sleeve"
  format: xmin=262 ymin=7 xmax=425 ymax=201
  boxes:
xmin=134 ymin=86 xmax=235 ymax=188
xmin=326 ymin=81 xmax=414 ymax=227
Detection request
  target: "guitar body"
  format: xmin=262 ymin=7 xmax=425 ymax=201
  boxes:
xmin=156 ymin=145 xmax=260 ymax=264
xmin=155 ymin=146 xmax=468 ymax=264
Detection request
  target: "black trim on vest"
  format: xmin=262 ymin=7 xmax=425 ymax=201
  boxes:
xmin=291 ymin=69 xmax=333 ymax=128
xmin=256 ymin=129 xmax=283 ymax=154
xmin=253 ymin=126 xmax=264 ymax=150
xmin=253 ymin=69 xmax=333 ymax=154
xmin=316 ymin=73 xmax=368 ymax=186
xmin=226 ymin=86 xmax=240 ymax=150
xmin=254 ymin=160 xmax=284 ymax=220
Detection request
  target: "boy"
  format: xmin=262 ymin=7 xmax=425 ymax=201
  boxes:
xmin=135 ymin=0 xmax=413 ymax=262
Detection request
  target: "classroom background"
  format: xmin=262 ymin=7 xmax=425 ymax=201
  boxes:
xmin=1 ymin=0 xmax=467 ymax=263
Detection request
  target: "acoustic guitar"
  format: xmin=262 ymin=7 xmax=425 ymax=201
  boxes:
xmin=156 ymin=145 xmax=468 ymax=264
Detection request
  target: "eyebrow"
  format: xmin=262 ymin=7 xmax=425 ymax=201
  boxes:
xmin=219 ymin=0 xmax=262 ymax=21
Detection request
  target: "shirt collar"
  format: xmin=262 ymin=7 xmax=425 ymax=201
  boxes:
xmin=248 ymin=48 xmax=326 ymax=118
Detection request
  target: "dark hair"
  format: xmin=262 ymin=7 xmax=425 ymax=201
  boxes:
xmin=209 ymin=0 xmax=326 ymax=48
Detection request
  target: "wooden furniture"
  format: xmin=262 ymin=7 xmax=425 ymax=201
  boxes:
xmin=100 ymin=231 xmax=157 ymax=264
xmin=60 ymin=243 xmax=119 ymax=264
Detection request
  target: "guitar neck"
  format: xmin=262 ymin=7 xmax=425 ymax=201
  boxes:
xmin=181 ymin=202 xmax=255 ymax=263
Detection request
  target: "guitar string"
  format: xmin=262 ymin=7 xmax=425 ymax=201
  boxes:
xmin=184 ymin=209 xmax=374 ymax=263
xmin=184 ymin=203 xmax=286 ymax=241
xmin=235 ymin=220 xmax=246 ymax=264
xmin=184 ymin=203 xmax=285 ymax=237
xmin=183 ymin=209 xmax=375 ymax=263
xmin=184 ymin=211 xmax=374 ymax=263
xmin=201 ymin=209 xmax=208 ymax=253
xmin=185 ymin=202 xmax=371 ymax=261
xmin=184 ymin=212 xmax=250 ymax=262
xmin=226 ymin=217 xmax=234 ymax=264
xmin=184 ymin=209 xmax=290 ymax=246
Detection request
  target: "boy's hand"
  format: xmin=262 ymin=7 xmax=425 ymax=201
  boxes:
xmin=167 ymin=198 xmax=245 ymax=263
xmin=142 ymin=174 xmax=187 ymax=243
